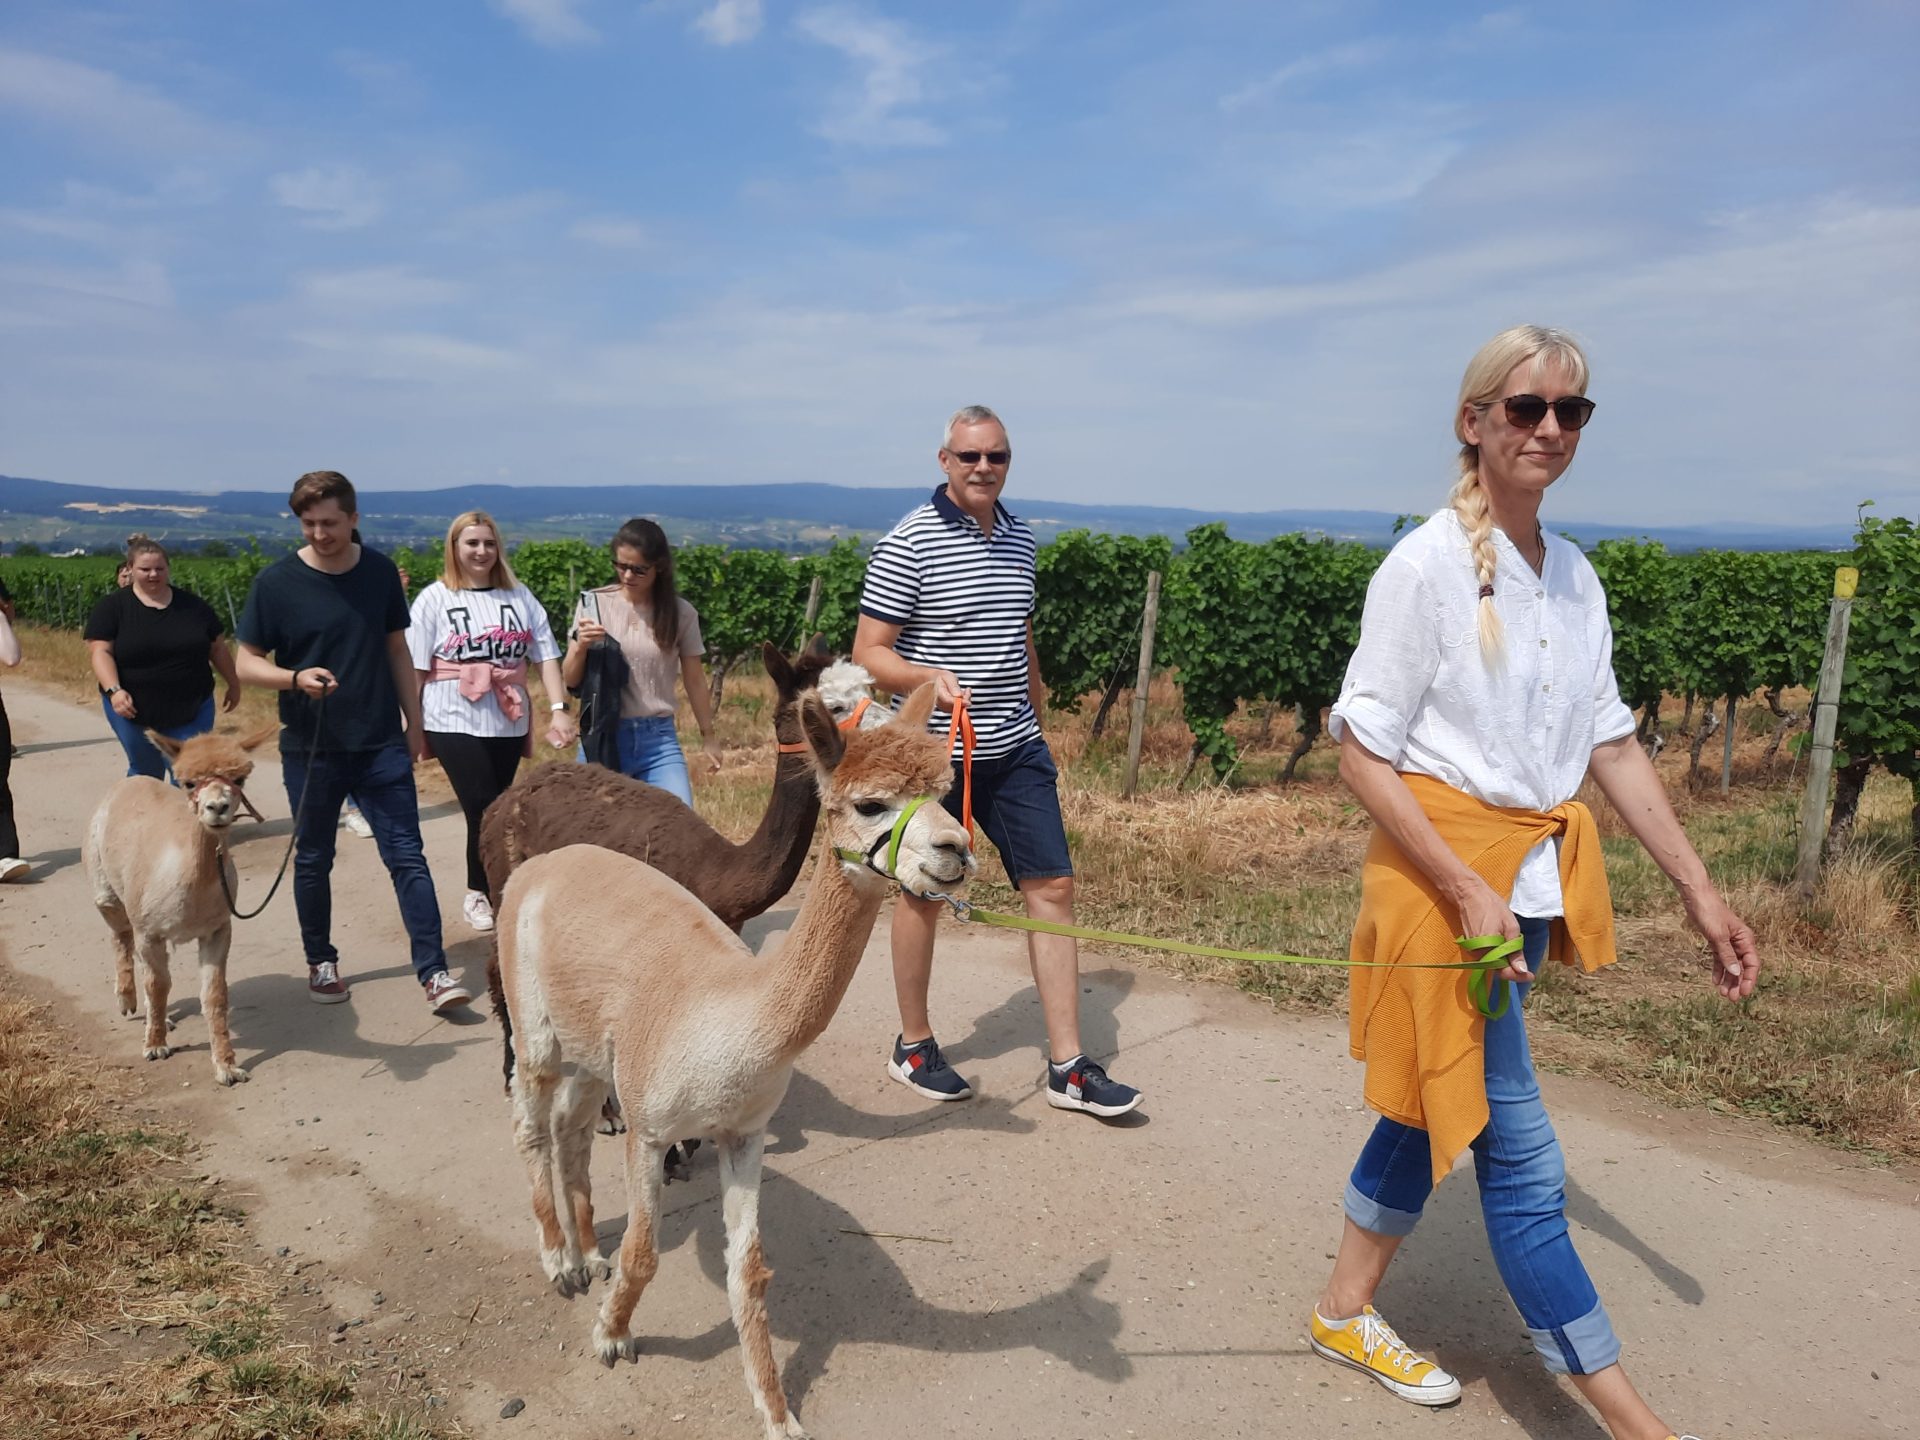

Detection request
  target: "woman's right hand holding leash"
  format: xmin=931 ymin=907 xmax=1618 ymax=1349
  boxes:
xmin=1449 ymin=875 xmax=1530 ymax=981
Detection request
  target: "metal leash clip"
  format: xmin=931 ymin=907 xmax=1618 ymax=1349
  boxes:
xmin=923 ymin=891 xmax=975 ymax=923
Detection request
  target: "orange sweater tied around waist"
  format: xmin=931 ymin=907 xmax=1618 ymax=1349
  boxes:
xmin=1349 ymin=773 xmax=1617 ymax=1185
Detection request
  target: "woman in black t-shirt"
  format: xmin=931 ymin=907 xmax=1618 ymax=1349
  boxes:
xmin=84 ymin=535 xmax=241 ymax=781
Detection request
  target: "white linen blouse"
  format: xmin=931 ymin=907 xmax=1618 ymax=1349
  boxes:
xmin=1328 ymin=510 xmax=1637 ymax=917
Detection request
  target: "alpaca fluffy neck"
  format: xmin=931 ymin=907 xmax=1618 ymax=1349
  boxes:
xmin=753 ymin=836 xmax=886 ymax=1063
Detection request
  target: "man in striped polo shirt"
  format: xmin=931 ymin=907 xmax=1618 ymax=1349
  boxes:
xmin=853 ymin=405 xmax=1143 ymax=1119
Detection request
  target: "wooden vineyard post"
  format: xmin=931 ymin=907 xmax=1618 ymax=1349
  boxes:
xmin=1795 ymin=566 xmax=1859 ymax=899
xmin=1721 ymin=694 xmax=1736 ymax=795
xmin=1123 ymin=570 xmax=1162 ymax=799
xmin=804 ymin=575 xmax=823 ymax=632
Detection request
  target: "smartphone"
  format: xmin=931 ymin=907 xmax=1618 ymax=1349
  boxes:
xmin=578 ymin=590 xmax=601 ymax=626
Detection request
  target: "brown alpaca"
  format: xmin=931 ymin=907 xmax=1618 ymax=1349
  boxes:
xmin=83 ymin=724 xmax=279 ymax=1087
xmin=496 ymin=684 xmax=971 ymax=1439
xmin=478 ymin=640 xmax=833 ymax=930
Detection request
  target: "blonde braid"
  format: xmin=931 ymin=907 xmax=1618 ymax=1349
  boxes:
xmin=1448 ymin=448 xmax=1504 ymax=664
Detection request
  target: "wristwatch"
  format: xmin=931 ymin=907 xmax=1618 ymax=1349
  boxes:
xmin=104 ymin=685 xmax=121 ymax=696
xmin=550 ymin=701 xmax=567 ymax=712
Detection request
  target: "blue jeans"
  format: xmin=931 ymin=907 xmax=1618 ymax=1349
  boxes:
xmin=281 ymin=742 xmax=446 ymax=984
xmin=102 ymin=693 xmax=215 ymax=781
xmin=1342 ymin=915 xmax=1620 ymax=1376
xmin=582 ymin=715 xmax=692 ymax=806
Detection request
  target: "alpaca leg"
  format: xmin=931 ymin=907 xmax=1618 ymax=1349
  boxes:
xmin=104 ymin=906 xmax=137 ymax=1018
xmin=592 ymin=1127 xmax=665 ymax=1366
xmin=197 ymin=925 xmax=246 ymax=1086
xmin=137 ymin=935 xmax=173 ymax=1061
xmin=510 ymin=1071 xmax=571 ymax=1286
xmin=554 ymin=1074 xmax=611 ymax=1289
xmin=717 ymin=1133 xmax=805 ymax=1440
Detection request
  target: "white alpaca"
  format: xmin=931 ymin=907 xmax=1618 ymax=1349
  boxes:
xmin=813 ymin=658 xmax=890 ymax=732
xmin=83 ymin=725 xmax=277 ymax=1086
xmin=496 ymin=685 xmax=971 ymax=1439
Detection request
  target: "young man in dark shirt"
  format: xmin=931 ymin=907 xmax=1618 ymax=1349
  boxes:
xmin=236 ymin=470 xmax=467 ymax=1012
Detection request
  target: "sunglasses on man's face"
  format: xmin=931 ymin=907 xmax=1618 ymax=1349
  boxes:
xmin=948 ymin=449 xmax=1011 ymax=466
xmin=1496 ymin=394 xmax=1596 ymax=431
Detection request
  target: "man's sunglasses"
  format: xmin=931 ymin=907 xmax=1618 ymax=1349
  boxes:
xmin=948 ymin=449 xmax=1011 ymax=466
xmin=1494 ymin=394 xmax=1596 ymax=431
xmin=614 ymin=561 xmax=654 ymax=577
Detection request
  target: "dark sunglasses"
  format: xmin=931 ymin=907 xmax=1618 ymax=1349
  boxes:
xmin=613 ymin=561 xmax=654 ymax=577
xmin=1496 ymin=394 xmax=1596 ymax=431
xmin=948 ymin=449 xmax=1011 ymax=466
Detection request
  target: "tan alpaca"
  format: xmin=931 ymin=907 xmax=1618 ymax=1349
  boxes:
xmin=496 ymin=684 xmax=970 ymax=1439
xmin=83 ymin=724 xmax=278 ymax=1087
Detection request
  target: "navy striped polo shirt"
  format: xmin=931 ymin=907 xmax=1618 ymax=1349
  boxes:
xmin=859 ymin=483 xmax=1042 ymax=760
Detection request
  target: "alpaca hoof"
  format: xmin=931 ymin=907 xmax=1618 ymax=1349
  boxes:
xmin=773 ymin=1417 xmax=809 ymax=1439
xmin=117 ymin=998 xmax=138 ymax=1018
xmin=592 ymin=1324 xmax=640 ymax=1366
xmin=584 ymin=1252 xmax=612 ymax=1282
xmin=596 ymin=1111 xmax=626 ymax=1137
xmin=215 ymin=1065 xmax=249 ymax=1086
xmin=144 ymin=1044 xmax=172 ymax=1061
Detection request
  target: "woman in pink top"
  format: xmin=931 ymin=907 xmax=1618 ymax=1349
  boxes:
xmin=561 ymin=517 xmax=718 ymax=807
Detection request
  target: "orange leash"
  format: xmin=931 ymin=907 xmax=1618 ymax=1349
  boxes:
xmin=947 ymin=696 xmax=976 ymax=842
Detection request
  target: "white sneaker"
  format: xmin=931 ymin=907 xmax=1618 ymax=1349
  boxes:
xmin=340 ymin=804 xmax=373 ymax=839
xmin=0 ymin=857 xmax=27 ymax=882
xmin=462 ymin=890 xmax=495 ymax=932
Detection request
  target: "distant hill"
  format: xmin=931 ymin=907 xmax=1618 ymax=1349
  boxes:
xmin=0 ymin=473 xmax=1854 ymax=554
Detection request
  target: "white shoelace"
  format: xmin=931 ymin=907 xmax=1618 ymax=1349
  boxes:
xmin=1356 ymin=1312 xmax=1423 ymax=1375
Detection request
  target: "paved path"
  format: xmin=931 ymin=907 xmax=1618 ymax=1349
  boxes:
xmin=1 ymin=676 xmax=1912 ymax=1439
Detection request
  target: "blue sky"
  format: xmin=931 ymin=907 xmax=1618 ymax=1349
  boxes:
xmin=1 ymin=0 xmax=1915 ymax=526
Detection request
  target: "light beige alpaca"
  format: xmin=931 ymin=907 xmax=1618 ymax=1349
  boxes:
xmin=83 ymin=725 xmax=278 ymax=1086
xmin=496 ymin=684 xmax=970 ymax=1439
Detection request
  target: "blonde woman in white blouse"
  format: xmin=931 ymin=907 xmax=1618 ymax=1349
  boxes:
xmin=1307 ymin=326 xmax=1758 ymax=1440
xmin=409 ymin=511 xmax=575 ymax=933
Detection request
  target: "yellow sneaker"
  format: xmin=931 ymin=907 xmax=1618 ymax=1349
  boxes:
xmin=1309 ymin=1305 xmax=1461 ymax=1406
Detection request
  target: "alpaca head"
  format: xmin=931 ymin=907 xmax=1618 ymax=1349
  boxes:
xmin=146 ymin=723 xmax=278 ymax=833
xmin=814 ymin=659 xmax=888 ymax=732
xmin=797 ymin=682 xmax=973 ymax=897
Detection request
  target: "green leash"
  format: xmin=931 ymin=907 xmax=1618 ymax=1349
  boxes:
xmin=923 ymin=893 xmax=1522 ymax=1020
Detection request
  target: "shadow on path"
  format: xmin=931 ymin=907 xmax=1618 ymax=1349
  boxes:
xmin=587 ymin=1168 xmax=1128 ymax=1412
xmin=227 ymin=966 xmax=487 ymax=1083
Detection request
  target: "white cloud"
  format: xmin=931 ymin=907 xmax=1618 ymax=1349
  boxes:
xmin=569 ymin=217 xmax=651 ymax=249
xmin=490 ymin=0 xmax=598 ymax=47
xmin=0 ymin=257 xmax=174 ymax=310
xmin=294 ymin=266 xmax=466 ymax=310
xmin=793 ymin=7 xmax=946 ymax=148
xmin=270 ymin=165 xmax=384 ymax=230
xmin=0 ymin=46 xmax=236 ymax=155
xmin=1219 ymin=41 xmax=1391 ymax=111
xmin=695 ymin=0 xmax=764 ymax=46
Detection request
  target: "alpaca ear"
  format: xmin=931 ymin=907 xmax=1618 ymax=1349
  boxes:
xmin=239 ymin=721 xmax=280 ymax=752
xmin=896 ymin=681 xmax=938 ymax=730
xmin=145 ymin=730 xmax=184 ymax=762
xmin=805 ymin=632 xmax=829 ymax=658
xmin=762 ymin=640 xmax=794 ymax=696
xmin=799 ymin=695 xmax=845 ymax=773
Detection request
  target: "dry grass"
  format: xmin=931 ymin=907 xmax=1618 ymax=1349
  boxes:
xmin=0 ymin=980 xmax=447 ymax=1440
xmin=15 ymin=626 xmax=1917 ymax=1158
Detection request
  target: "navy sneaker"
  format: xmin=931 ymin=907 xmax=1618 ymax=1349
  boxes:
xmin=888 ymin=1035 xmax=973 ymax=1101
xmin=1046 ymin=1055 xmax=1142 ymax=1118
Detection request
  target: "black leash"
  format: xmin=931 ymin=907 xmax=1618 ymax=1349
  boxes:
xmin=219 ymin=692 xmax=326 ymax=921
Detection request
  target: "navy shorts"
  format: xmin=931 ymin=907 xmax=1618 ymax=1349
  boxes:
xmin=941 ymin=736 xmax=1073 ymax=886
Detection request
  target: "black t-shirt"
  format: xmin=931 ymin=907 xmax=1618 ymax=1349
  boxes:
xmin=237 ymin=547 xmax=410 ymax=754
xmin=83 ymin=587 xmax=223 ymax=729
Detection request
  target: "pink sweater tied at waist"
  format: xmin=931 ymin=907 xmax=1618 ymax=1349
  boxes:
xmin=427 ymin=657 xmax=528 ymax=722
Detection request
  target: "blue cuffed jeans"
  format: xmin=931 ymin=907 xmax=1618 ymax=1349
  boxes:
xmin=1342 ymin=915 xmax=1621 ymax=1376
xmin=102 ymin=693 xmax=215 ymax=781
xmin=581 ymin=714 xmax=693 ymax=806
xmin=281 ymin=741 xmax=446 ymax=984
